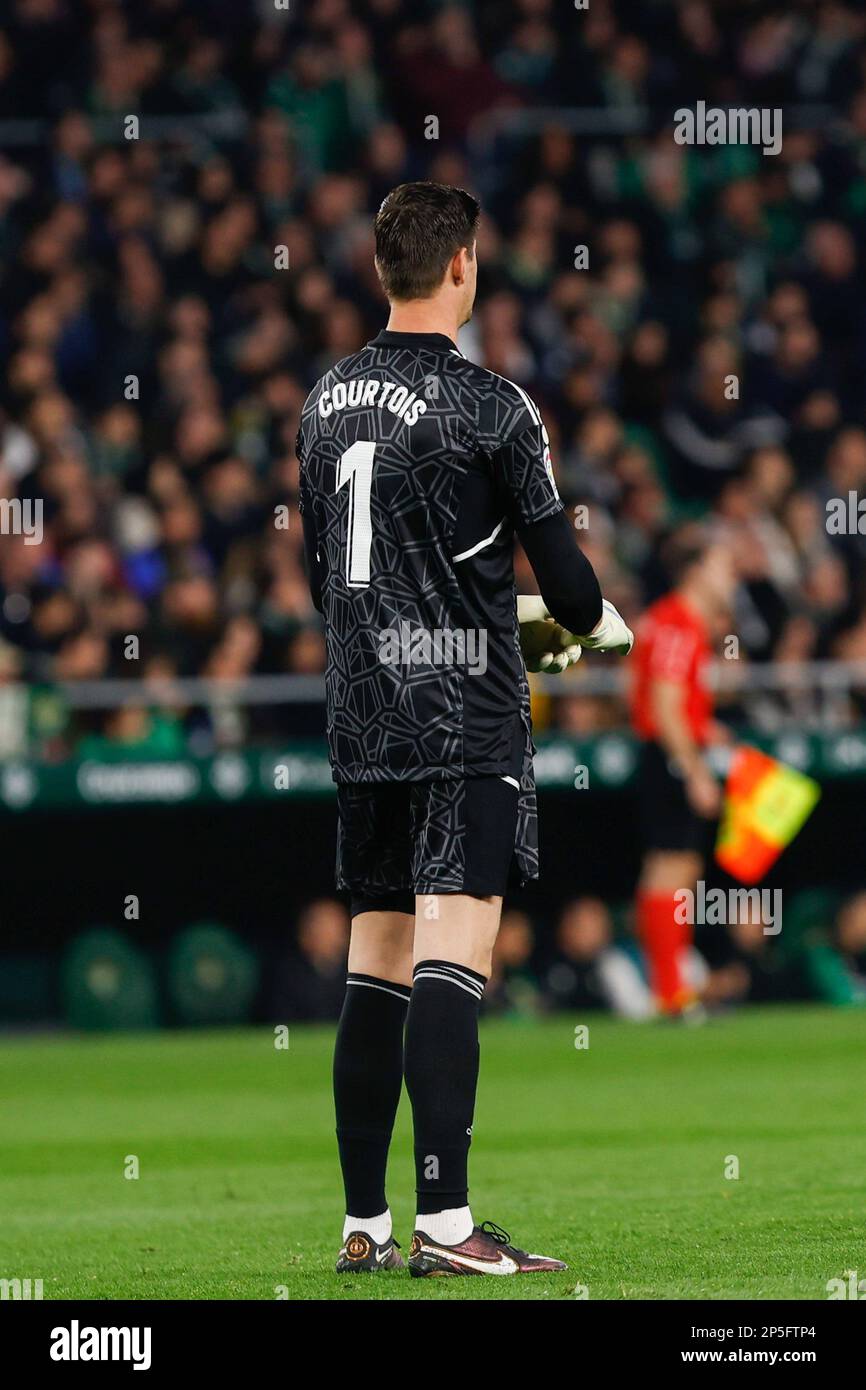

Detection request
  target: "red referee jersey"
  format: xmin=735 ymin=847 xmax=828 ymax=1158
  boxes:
xmin=630 ymin=592 xmax=713 ymax=744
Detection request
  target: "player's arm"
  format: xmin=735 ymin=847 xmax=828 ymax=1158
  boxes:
xmin=518 ymin=510 xmax=602 ymax=639
xmin=490 ymin=403 xmax=632 ymax=667
xmin=650 ymin=677 xmax=720 ymax=818
xmin=297 ymin=429 xmax=324 ymax=614
xmin=301 ymin=509 xmax=324 ymax=614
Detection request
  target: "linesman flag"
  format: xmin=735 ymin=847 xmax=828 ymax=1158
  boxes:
xmin=715 ymin=745 xmax=821 ymax=884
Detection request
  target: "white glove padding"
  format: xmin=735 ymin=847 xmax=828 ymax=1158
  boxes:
xmin=516 ymin=595 xmax=549 ymax=625
xmin=517 ymin=594 xmax=582 ymax=674
xmin=575 ymin=598 xmax=634 ymax=655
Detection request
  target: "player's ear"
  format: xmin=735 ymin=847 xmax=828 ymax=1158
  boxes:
xmin=450 ymin=246 xmax=469 ymax=286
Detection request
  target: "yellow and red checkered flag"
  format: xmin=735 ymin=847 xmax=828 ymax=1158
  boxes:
xmin=715 ymin=745 xmax=821 ymax=884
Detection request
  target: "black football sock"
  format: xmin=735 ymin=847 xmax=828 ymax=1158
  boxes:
xmin=404 ymin=959 xmax=486 ymax=1217
xmin=333 ymin=973 xmax=410 ymax=1220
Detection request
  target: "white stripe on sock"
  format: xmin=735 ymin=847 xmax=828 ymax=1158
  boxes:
xmin=412 ymin=969 xmax=483 ymax=999
xmin=427 ymin=962 xmax=487 ymax=991
xmin=346 ymin=978 xmax=410 ymax=1003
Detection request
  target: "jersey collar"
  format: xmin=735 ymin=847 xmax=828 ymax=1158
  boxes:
xmin=370 ymin=329 xmax=462 ymax=354
xmin=672 ymin=589 xmax=710 ymax=642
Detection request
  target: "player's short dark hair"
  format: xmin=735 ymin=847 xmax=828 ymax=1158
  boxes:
xmin=660 ymin=525 xmax=711 ymax=585
xmin=375 ymin=182 xmax=480 ymax=301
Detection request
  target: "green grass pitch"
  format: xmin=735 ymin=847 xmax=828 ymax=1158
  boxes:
xmin=1 ymin=1006 xmax=864 ymax=1300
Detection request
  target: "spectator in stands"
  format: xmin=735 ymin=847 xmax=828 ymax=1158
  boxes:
xmin=273 ymin=898 xmax=349 ymax=1022
xmin=484 ymin=909 xmax=543 ymax=1017
xmin=699 ymin=903 xmax=802 ymax=1007
xmin=795 ymin=889 xmax=866 ymax=1006
xmin=543 ymin=898 xmax=654 ymax=1019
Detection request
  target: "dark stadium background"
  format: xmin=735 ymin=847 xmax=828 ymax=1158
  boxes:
xmin=1 ymin=0 xmax=866 ymax=1028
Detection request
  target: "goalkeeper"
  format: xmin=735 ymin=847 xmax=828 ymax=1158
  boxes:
xmin=301 ymin=181 xmax=636 ymax=1277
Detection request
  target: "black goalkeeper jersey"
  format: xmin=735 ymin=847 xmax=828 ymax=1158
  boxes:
xmin=297 ymin=329 xmax=563 ymax=783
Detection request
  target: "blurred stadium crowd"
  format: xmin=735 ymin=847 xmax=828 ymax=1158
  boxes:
xmin=1 ymin=0 xmax=866 ymax=754
xmin=33 ymin=880 xmax=866 ymax=1030
xmin=283 ymin=887 xmax=866 ymax=1022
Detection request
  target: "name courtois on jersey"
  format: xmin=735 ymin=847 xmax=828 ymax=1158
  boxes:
xmin=318 ymin=377 xmax=428 ymax=426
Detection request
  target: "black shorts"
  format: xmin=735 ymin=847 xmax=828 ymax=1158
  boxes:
xmin=637 ymin=740 xmax=714 ymax=854
xmin=336 ymin=720 xmax=538 ymax=915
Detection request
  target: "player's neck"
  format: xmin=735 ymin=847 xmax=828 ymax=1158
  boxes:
xmin=385 ymin=301 xmax=459 ymax=346
xmin=678 ymin=581 xmax=713 ymax=625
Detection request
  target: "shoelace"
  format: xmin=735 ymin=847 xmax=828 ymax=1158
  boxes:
xmin=480 ymin=1220 xmax=512 ymax=1246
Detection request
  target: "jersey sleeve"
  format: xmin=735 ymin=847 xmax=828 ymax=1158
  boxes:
xmin=491 ymin=407 xmax=563 ymax=528
xmin=518 ymin=509 xmax=602 ymax=636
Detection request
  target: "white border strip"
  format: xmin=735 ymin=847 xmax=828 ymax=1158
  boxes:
xmin=453 ymin=518 xmax=505 ymax=563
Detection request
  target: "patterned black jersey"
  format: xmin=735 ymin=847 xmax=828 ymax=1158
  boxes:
xmin=297 ymin=329 xmax=563 ymax=783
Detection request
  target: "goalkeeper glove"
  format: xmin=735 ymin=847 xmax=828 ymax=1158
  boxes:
xmin=518 ymin=595 xmax=634 ymax=671
xmin=577 ymin=599 xmax=635 ymax=656
xmin=517 ymin=595 xmax=582 ymax=674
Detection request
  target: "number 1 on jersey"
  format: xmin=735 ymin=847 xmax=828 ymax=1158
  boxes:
xmin=336 ymin=440 xmax=375 ymax=587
